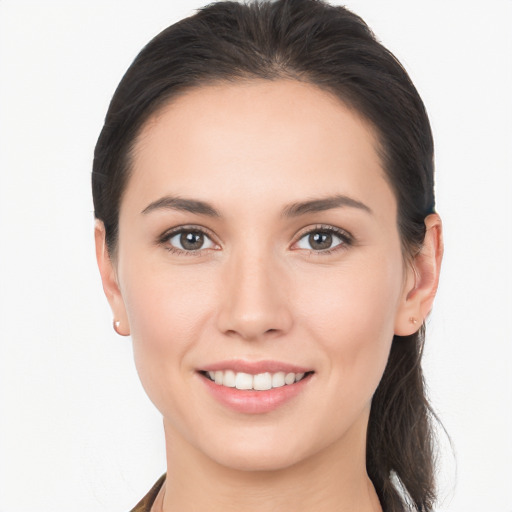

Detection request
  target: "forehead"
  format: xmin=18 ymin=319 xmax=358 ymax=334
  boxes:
xmin=125 ymin=79 xmax=394 ymax=218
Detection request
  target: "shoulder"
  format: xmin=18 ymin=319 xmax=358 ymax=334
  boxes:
xmin=129 ymin=474 xmax=166 ymax=512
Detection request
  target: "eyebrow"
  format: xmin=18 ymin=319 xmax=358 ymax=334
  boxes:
xmin=282 ymin=194 xmax=373 ymax=217
xmin=141 ymin=193 xmax=372 ymax=218
xmin=141 ymin=196 xmax=221 ymax=217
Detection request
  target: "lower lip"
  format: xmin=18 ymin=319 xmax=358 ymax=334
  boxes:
xmin=199 ymin=373 xmax=313 ymax=414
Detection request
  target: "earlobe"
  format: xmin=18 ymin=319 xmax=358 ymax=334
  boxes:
xmin=94 ymin=220 xmax=130 ymax=336
xmin=394 ymin=213 xmax=443 ymax=336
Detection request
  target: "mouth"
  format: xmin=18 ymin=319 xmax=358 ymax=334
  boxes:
xmin=199 ymin=370 xmax=314 ymax=391
xmin=197 ymin=360 xmax=315 ymax=413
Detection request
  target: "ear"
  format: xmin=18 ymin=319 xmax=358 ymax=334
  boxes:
xmin=394 ymin=213 xmax=443 ymax=336
xmin=94 ymin=220 xmax=130 ymax=336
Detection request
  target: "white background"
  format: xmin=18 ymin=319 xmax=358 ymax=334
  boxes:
xmin=0 ymin=1 xmax=511 ymax=511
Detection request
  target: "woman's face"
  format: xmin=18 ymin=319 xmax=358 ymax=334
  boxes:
xmin=106 ymin=80 xmax=416 ymax=471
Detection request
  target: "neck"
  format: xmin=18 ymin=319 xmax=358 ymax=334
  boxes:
xmin=159 ymin=418 xmax=382 ymax=512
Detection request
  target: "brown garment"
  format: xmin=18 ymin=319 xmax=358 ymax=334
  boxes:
xmin=130 ymin=474 xmax=166 ymax=512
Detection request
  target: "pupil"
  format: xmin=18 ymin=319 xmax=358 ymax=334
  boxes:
xmin=181 ymin=231 xmax=203 ymax=250
xmin=309 ymin=232 xmax=332 ymax=250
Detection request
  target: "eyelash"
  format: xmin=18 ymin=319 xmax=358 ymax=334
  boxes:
xmin=292 ymin=224 xmax=353 ymax=255
xmin=158 ymin=224 xmax=353 ymax=256
xmin=158 ymin=225 xmax=219 ymax=256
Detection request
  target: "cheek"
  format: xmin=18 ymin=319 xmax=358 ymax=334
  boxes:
xmin=123 ymin=260 xmax=216 ymax=339
xmin=119 ymin=263 xmax=218 ymax=406
xmin=295 ymin=254 xmax=404 ymax=391
xmin=297 ymin=253 xmax=403 ymax=333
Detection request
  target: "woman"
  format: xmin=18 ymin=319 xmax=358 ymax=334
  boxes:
xmin=92 ymin=0 xmax=443 ymax=511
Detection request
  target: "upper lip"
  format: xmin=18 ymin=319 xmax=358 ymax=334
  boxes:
xmin=199 ymin=359 xmax=312 ymax=375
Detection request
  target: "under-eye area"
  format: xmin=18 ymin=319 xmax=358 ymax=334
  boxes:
xmin=200 ymin=370 xmax=315 ymax=390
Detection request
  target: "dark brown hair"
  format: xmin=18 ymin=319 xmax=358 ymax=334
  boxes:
xmin=92 ymin=1 xmax=439 ymax=510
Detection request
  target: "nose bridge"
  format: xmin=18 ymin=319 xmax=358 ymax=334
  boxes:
xmin=217 ymin=241 xmax=292 ymax=340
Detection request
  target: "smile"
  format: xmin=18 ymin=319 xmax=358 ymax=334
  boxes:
xmin=198 ymin=360 xmax=314 ymax=413
xmin=202 ymin=370 xmax=311 ymax=390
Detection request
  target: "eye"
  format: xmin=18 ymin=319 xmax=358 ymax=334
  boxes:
xmin=294 ymin=226 xmax=351 ymax=252
xmin=164 ymin=228 xmax=217 ymax=253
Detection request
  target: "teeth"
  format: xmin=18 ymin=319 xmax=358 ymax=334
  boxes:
xmin=284 ymin=372 xmax=295 ymax=385
xmin=253 ymin=372 xmax=272 ymax=391
xmin=235 ymin=372 xmax=253 ymax=390
xmin=272 ymin=372 xmax=285 ymax=387
xmin=223 ymin=369 xmax=236 ymax=387
xmin=205 ymin=370 xmax=309 ymax=390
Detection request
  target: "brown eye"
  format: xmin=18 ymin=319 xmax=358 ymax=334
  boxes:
xmin=181 ymin=231 xmax=204 ymax=250
xmin=168 ymin=230 xmax=216 ymax=252
xmin=295 ymin=227 xmax=349 ymax=252
xmin=308 ymin=232 xmax=332 ymax=250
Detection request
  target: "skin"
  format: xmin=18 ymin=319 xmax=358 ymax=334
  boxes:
xmin=96 ymin=80 xmax=443 ymax=512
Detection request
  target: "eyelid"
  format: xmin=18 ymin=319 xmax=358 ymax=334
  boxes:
xmin=291 ymin=224 xmax=353 ymax=252
xmin=157 ymin=223 xmax=352 ymax=255
xmin=157 ymin=224 xmax=221 ymax=254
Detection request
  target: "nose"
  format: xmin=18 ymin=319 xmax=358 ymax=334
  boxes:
xmin=216 ymin=248 xmax=293 ymax=341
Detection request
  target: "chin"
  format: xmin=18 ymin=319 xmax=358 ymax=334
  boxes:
xmin=212 ymin=447 xmax=305 ymax=473
xmin=195 ymin=428 xmax=315 ymax=473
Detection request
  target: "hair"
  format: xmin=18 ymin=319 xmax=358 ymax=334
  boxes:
xmin=92 ymin=1 xmax=439 ymax=510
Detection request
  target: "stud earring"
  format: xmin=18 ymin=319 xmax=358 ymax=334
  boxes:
xmin=113 ymin=320 xmax=129 ymax=336
xmin=409 ymin=317 xmax=419 ymax=325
